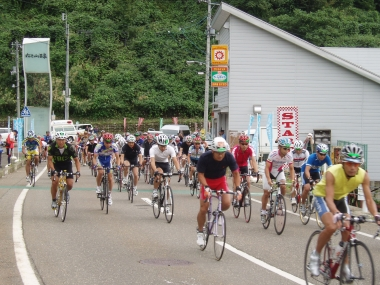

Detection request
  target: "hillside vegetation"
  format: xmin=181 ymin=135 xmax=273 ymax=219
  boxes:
xmin=1 ymin=0 xmax=380 ymax=119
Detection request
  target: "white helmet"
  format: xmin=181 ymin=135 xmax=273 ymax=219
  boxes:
xmin=341 ymin=144 xmax=363 ymax=163
xmin=211 ymin=137 xmax=227 ymax=152
xmin=185 ymin=135 xmax=192 ymax=143
xmin=156 ymin=134 xmax=169 ymax=146
xmin=55 ymin=131 xmax=67 ymax=139
xmin=127 ymin=135 xmax=136 ymax=143
xmin=294 ymin=140 xmax=304 ymax=150
xmin=115 ymin=134 xmax=122 ymax=141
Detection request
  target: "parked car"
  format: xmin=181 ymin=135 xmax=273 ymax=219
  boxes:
xmin=160 ymin=124 xmax=190 ymax=136
xmin=75 ymin=123 xmax=93 ymax=135
xmin=50 ymin=120 xmax=77 ymax=143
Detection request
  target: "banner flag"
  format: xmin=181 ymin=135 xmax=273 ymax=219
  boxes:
xmin=266 ymin=113 xmax=273 ymax=151
xmin=159 ymin=118 xmax=163 ymax=130
xmin=251 ymin=114 xmax=261 ymax=160
xmin=123 ymin=118 xmax=126 ymax=132
xmin=137 ymin=117 xmax=144 ymax=130
xmin=247 ymin=115 xmax=254 ymax=137
xmin=13 ymin=118 xmax=24 ymax=152
xmin=30 ymin=118 xmax=34 ymax=132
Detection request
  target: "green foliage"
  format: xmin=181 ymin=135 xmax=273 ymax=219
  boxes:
xmin=2 ymin=0 xmax=380 ymax=118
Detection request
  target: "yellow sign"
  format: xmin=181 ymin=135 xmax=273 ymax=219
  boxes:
xmin=211 ymin=45 xmax=228 ymax=65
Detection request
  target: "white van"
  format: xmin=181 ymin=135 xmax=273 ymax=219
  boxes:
xmin=160 ymin=125 xmax=190 ymax=136
xmin=50 ymin=120 xmax=78 ymax=143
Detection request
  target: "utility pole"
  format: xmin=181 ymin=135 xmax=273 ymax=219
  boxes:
xmin=204 ymin=0 xmax=211 ymax=135
xmin=62 ymin=13 xmax=70 ymax=120
xmin=11 ymin=41 xmax=21 ymax=118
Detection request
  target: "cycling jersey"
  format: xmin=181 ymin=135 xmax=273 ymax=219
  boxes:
xmin=143 ymin=139 xmax=156 ymax=157
xmin=86 ymin=142 xmax=97 ymax=153
xmin=149 ymin=144 xmax=176 ymax=163
xmin=180 ymin=142 xmax=192 ymax=155
xmin=79 ymin=136 xmax=89 ymax=147
xmin=115 ymin=138 xmax=125 ymax=151
xmin=266 ymin=149 xmax=293 ymax=176
xmin=188 ymin=145 xmax=206 ymax=161
xmin=301 ymin=153 xmax=332 ymax=173
xmin=292 ymin=149 xmax=310 ymax=168
xmin=43 ymin=135 xmax=53 ymax=144
xmin=313 ymin=164 xmax=366 ymax=200
xmin=22 ymin=138 xmax=40 ymax=151
xmin=121 ymin=143 xmax=141 ymax=161
xmin=197 ymin=151 xmax=238 ymax=179
xmin=48 ymin=141 xmax=77 ymax=164
xmin=94 ymin=142 xmax=118 ymax=165
xmin=231 ymin=145 xmax=254 ymax=167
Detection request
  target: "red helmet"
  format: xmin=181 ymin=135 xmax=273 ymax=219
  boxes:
xmin=103 ymin=133 xmax=113 ymax=141
xmin=239 ymin=134 xmax=249 ymax=143
xmin=193 ymin=137 xmax=202 ymax=143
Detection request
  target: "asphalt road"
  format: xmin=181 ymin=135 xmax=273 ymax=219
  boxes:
xmin=1 ymin=161 xmax=380 ymax=285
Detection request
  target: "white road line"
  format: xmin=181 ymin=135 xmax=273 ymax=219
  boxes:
xmin=13 ymin=166 xmax=46 ymax=285
xmin=224 ymin=243 xmax=313 ymax=285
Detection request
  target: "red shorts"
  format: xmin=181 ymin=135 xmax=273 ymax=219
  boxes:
xmin=200 ymin=176 xmax=229 ymax=200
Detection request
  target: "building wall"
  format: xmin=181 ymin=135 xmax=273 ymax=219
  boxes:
xmin=222 ymin=15 xmax=380 ymax=179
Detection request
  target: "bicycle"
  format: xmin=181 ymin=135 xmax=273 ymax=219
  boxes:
xmin=77 ymin=146 xmax=83 ymax=164
xmin=290 ymin=172 xmax=302 ymax=213
xmin=200 ymin=188 xmax=236 ymax=261
xmin=144 ymin=158 xmax=152 ymax=184
xmin=152 ymin=172 xmax=174 ymax=223
xmin=190 ymin=165 xmax=200 ymax=198
xmin=262 ymin=166 xmax=287 ymax=235
xmin=232 ymin=172 xmax=252 ymax=223
xmin=53 ymin=170 xmax=79 ymax=222
xmin=304 ymin=215 xmax=379 ymax=284
xmin=124 ymin=165 xmax=137 ymax=203
xmin=97 ymin=167 xmax=115 ymax=214
xmin=26 ymin=154 xmax=37 ymax=187
xmin=300 ymin=179 xmax=324 ymax=229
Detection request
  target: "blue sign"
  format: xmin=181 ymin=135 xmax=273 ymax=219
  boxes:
xmin=21 ymin=106 xmax=31 ymax=117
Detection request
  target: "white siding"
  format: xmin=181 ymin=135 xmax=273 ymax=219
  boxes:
xmin=225 ymin=16 xmax=380 ymax=179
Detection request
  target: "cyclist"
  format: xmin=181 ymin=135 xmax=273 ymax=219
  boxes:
xmin=85 ymin=135 xmax=98 ymax=164
xmin=231 ymin=134 xmax=258 ymax=202
xmin=135 ymin=132 xmax=144 ymax=147
xmin=93 ymin=133 xmax=120 ymax=205
xmin=291 ymin=140 xmax=309 ymax=204
xmin=114 ymin=134 xmax=126 ymax=155
xmin=200 ymin=134 xmax=209 ymax=151
xmin=78 ymin=131 xmax=89 ymax=166
xmin=22 ymin=130 xmax=41 ymax=182
xmin=178 ymin=135 xmax=193 ymax=172
xmin=261 ymin=137 xmax=295 ymax=223
xmin=121 ymin=135 xmax=143 ymax=195
xmin=300 ymin=143 xmax=332 ymax=215
xmin=150 ymin=134 xmax=181 ymax=200
xmin=196 ymin=137 xmax=241 ymax=246
xmin=188 ymin=137 xmax=206 ymax=186
xmin=48 ymin=132 xmax=80 ymax=209
xmin=307 ymin=144 xmax=380 ymax=278
xmin=142 ymin=134 xmax=155 ymax=172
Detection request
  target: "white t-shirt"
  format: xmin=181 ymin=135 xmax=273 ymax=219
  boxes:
xmin=266 ymin=149 xmax=293 ymax=176
xmin=292 ymin=149 xmax=310 ymax=168
xmin=149 ymin=144 xmax=176 ymax=163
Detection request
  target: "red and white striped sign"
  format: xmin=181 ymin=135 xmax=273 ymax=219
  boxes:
xmin=137 ymin=117 xmax=144 ymax=130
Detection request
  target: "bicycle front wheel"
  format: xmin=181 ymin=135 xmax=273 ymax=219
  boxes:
xmin=32 ymin=167 xmax=36 ymax=187
xmin=340 ymin=240 xmax=375 ymax=285
xmin=130 ymin=181 xmax=134 ymax=204
xmin=214 ymin=212 xmax=226 ymax=261
xmin=190 ymin=174 xmax=195 ymax=196
xmin=300 ymin=197 xmax=311 ymax=225
xmin=152 ymin=189 xmax=161 ymax=219
xmin=54 ymin=190 xmax=61 ymax=217
xmin=105 ymin=182 xmax=109 ymax=214
xmin=243 ymin=188 xmax=252 ymax=223
xmin=315 ymin=211 xmax=324 ymax=229
xmin=164 ymin=186 xmax=174 ymax=223
xmin=304 ymin=230 xmax=331 ymax=284
xmin=60 ymin=187 xmax=68 ymax=222
xmin=184 ymin=165 xmax=189 ymax=187
xmin=117 ymin=169 xmax=122 ymax=192
xmin=274 ymin=194 xmax=286 ymax=235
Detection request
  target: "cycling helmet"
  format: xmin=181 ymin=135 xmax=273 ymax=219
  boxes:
xmin=175 ymin=136 xmax=180 ymax=142
xmin=211 ymin=137 xmax=227 ymax=152
xmin=27 ymin=130 xmax=35 ymax=138
xmin=277 ymin=137 xmax=292 ymax=148
xmin=115 ymin=134 xmax=122 ymax=141
xmin=103 ymin=133 xmax=113 ymax=141
xmin=294 ymin=140 xmax=304 ymax=150
xmin=89 ymin=135 xmax=95 ymax=141
xmin=156 ymin=134 xmax=169 ymax=146
xmin=340 ymin=144 xmax=363 ymax=163
xmin=55 ymin=131 xmax=67 ymax=139
xmin=239 ymin=134 xmax=250 ymax=143
xmin=185 ymin=135 xmax=193 ymax=143
xmin=200 ymin=134 xmax=206 ymax=141
xmin=193 ymin=137 xmax=202 ymax=143
xmin=134 ymin=132 xmax=140 ymax=136
xmin=127 ymin=135 xmax=136 ymax=143
xmin=316 ymin=143 xmax=329 ymax=154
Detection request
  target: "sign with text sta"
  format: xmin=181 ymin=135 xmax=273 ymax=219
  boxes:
xmin=277 ymin=106 xmax=298 ymax=144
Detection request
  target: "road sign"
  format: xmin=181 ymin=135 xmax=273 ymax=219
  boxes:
xmin=21 ymin=106 xmax=31 ymax=117
xmin=211 ymin=66 xmax=228 ymax=87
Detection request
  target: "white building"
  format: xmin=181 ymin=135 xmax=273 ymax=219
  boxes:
xmin=211 ymin=2 xmax=380 ymax=180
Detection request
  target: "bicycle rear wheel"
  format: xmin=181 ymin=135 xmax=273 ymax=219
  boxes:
xmin=243 ymin=188 xmax=251 ymax=223
xmin=214 ymin=212 xmax=226 ymax=261
xmin=304 ymin=230 xmax=331 ymax=284
xmin=274 ymin=194 xmax=286 ymax=235
xmin=262 ymin=207 xmax=271 ymax=229
xmin=200 ymin=212 xmax=211 ymax=251
xmin=232 ymin=202 xmax=240 ymax=218
xmin=60 ymin=187 xmax=68 ymax=222
xmin=340 ymin=240 xmax=374 ymax=285
xmin=291 ymin=188 xmax=299 ymax=213
xmin=315 ymin=211 xmax=324 ymax=229
xmin=152 ymin=188 xmax=161 ymax=219
xmin=144 ymin=165 xmax=149 ymax=183
xmin=300 ymin=196 xmax=311 ymax=225
xmin=164 ymin=186 xmax=174 ymax=223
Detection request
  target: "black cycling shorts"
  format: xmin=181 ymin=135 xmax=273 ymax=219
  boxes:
xmin=155 ymin=162 xmax=170 ymax=173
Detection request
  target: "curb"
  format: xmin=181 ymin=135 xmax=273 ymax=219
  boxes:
xmin=0 ymin=160 xmax=25 ymax=179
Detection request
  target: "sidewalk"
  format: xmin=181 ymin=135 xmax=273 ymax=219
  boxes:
xmin=0 ymin=155 xmax=25 ymax=179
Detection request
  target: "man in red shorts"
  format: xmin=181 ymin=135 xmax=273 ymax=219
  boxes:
xmin=196 ymin=137 xmax=241 ymax=247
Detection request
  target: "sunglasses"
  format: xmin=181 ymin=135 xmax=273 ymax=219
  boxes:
xmin=240 ymin=143 xmax=248 ymax=146
xmin=282 ymin=147 xmax=290 ymax=150
xmin=104 ymin=140 xmax=112 ymax=143
xmin=195 ymin=143 xmax=201 ymax=145
xmin=318 ymin=152 xmax=327 ymax=156
xmin=345 ymin=161 xmax=361 ymax=166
